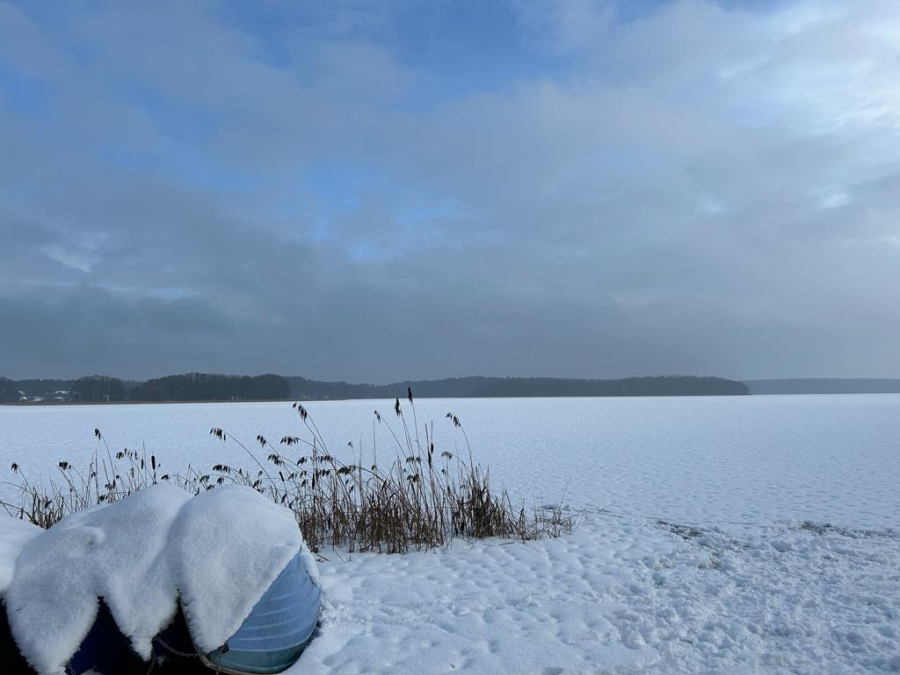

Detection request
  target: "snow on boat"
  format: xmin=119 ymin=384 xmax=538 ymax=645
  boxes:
xmin=0 ymin=518 xmax=45 ymax=674
xmin=1 ymin=484 xmax=321 ymax=675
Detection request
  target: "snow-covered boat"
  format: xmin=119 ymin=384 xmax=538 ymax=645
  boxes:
xmin=1 ymin=485 xmax=321 ymax=675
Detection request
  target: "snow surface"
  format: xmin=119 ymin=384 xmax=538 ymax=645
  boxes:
xmin=2 ymin=395 xmax=898 ymax=529
xmin=1 ymin=396 xmax=898 ymax=673
xmin=2 ymin=484 xmax=317 ymax=675
xmin=295 ymin=513 xmax=900 ymax=674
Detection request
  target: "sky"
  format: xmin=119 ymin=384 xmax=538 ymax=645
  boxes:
xmin=1 ymin=0 xmax=899 ymax=383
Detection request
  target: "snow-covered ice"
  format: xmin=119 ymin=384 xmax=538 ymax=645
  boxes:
xmin=1 ymin=395 xmax=898 ymax=673
xmin=1 ymin=484 xmax=318 ymax=675
xmin=2 ymin=395 xmax=898 ymax=529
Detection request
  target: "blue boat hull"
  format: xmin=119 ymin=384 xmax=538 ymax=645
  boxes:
xmin=67 ymin=600 xmax=147 ymax=674
xmin=202 ymin=553 xmax=321 ymax=674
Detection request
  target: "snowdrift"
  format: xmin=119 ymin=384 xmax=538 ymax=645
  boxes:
xmin=0 ymin=484 xmax=321 ymax=675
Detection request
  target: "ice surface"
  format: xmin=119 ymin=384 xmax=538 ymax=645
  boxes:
xmin=1 ymin=396 xmax=898 ymax=673
xmin=1 ymin=395 xmax=898 ymax=529
xmin=2 ymin=484 xmax=316 ymax=675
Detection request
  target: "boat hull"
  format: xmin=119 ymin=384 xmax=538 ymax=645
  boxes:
xmin=203 ymin=552 xmax=321 ymax=674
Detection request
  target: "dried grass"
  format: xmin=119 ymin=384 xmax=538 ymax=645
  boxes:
xmin=2 ymin=396 xmax=576 ymax=552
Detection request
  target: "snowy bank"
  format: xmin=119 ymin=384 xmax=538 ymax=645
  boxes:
xmin=296 ymin=512 xmax=900 ymax=674
xmin=1 ymin=484 xmax=320 ymax=675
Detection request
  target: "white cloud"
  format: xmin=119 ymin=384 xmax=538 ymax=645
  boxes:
xmin=42 ymin=245 xmax=97 ymax=274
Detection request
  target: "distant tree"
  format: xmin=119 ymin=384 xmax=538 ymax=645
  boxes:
xmin=72 ymin=375 xmax=127 ymax=402
xmin=0 ymin=377 xmax=20 ymax=402
xmin=131 ymin=382 xmax=169 ymax=402
xmin=130 ymin=373 xmax=291 ymax=402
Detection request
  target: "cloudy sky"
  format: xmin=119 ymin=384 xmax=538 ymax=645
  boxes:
xmin=1 ymin=0 xmax=899 ymax=383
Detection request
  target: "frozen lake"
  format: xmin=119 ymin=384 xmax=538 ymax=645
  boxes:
xmin=3 ymin=395 xmax=899 ymax=673
xmin=1 ymin=394 xmax=898 ymax=529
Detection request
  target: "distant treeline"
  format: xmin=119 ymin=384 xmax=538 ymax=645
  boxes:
xmin=0 ymin=377 xmax=75 ymax=402
xmin=0 ymin=374 xmax=291 ymax=402
xmin=14 ymin=374 xmax=900 ymax=403
xmin=745 ymin=379 xmax=900 ymax=395
xmin=287 ymin=375 xmax=749 ymax=399
xmin=131 ymin=373 xmax=291 ymax=402
xmin=2 ymin=374 xmax=749 ymax=402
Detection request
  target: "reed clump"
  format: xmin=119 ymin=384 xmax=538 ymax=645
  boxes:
xmin=2 ymin=395 xmax=575 ymax=553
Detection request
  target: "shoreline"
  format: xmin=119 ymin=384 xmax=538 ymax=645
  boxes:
xmin=0 ymin=399 xmax=296 ymax=407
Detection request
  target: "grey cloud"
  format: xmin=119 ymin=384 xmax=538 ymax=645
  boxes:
xmin=0 ymin=289 xmax=234 ymax=379
xmin=1 ymin=0 xmax=899 ymax=381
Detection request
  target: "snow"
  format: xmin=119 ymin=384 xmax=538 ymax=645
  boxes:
xmin=296 ymin=514 xmax=900 ymax=674
xmin=2 ymin=484 xmax=315 ymax=675
xmin=5 ymin=485 xmax=191 ymax=672
xmin=0 ymin=518 xmax=42 ymax=592
xmin=2 ymin=395 xmax=898 ymax=529
xmin=0 ymin=395 xmax=898 ymax=673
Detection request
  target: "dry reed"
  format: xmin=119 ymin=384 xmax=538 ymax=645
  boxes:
xmin=1 ymin=397 xmax=575 ymax=553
